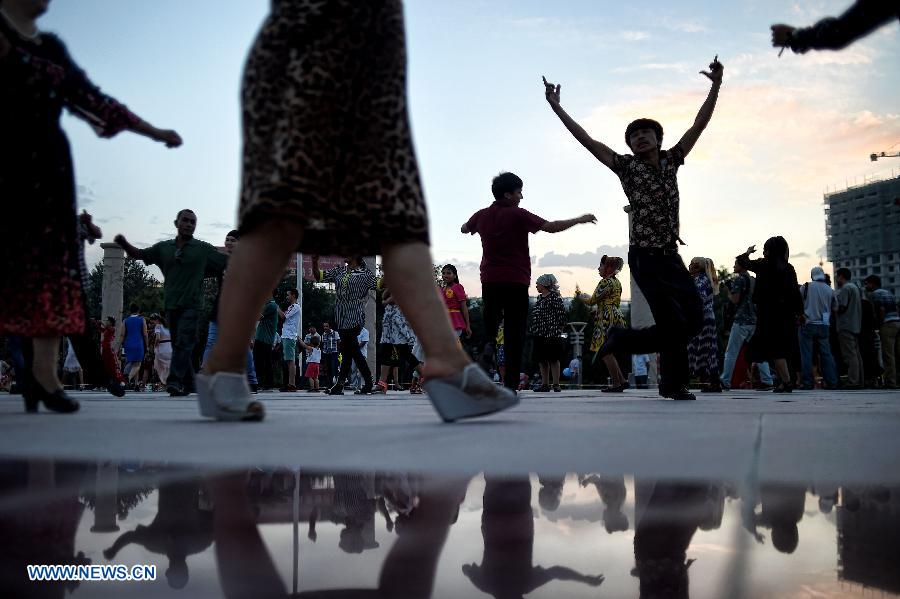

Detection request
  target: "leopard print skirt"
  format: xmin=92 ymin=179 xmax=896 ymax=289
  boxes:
xmin=237 ymin=0 xmax=430 ymax=255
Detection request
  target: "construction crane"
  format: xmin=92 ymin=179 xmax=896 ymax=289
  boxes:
xmin=870 ymin=151 xmax=900 ymax=162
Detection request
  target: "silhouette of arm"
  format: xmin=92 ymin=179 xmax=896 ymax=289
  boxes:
xmin=543 ymin=77 xmax=617 ymax=171
xmin=677 ymin=57 xmax=723 ymax=157
xmin=773 ymin=0 xmax=898 ymax=53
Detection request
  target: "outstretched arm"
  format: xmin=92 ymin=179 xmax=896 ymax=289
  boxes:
xmin=543 ymin=77 xmax=617 ymax=171
xmin=540 ymin=213 xmax=597 ymax=233
xmin=771 ymin=0 xmax=898 ymax=53
xmin=677 ymin=56 xmax=723 ymax=157
xmin=113 ymin=234 xmax=143 ymax=260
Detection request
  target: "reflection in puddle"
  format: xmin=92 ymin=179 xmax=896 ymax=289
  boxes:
xmin=0 ymin=460 xmax=897 ymax=598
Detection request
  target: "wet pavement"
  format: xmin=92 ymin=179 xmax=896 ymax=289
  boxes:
xmin=0 ymin=462 xmax=898 ymax=598
xmin=1 ymin=388 xmax=899 ymax=597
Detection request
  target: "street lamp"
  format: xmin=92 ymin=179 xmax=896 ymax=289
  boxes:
xmin=567 ymin=322 xmax=587 ymax=389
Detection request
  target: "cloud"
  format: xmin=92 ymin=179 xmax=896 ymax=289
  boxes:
xmin=207 ymin=221 xmax=235 ymax=230
xmin=76 ymin=184 xmax=97 ymax=206
xmin=790 ymin=252 xmax=811 ymax=259
xmin=612 ymin=62 xmax=691 ymax=74
xmin=620 ymin=30 xmax=650 ymax=42
xmin=658 ymin=16 xmax=708 ymax=33
xmin=538 ymin=245 xmax=630 ymax=268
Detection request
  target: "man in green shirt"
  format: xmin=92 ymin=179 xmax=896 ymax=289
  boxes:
xmin=252 ymin=291 xmax=282 ymax=390
xmin=116 ymin=209 xmax=227 ymax=396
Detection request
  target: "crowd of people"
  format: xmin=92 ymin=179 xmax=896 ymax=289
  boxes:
xmin=2 ymin=0 xmax=898 ymax=420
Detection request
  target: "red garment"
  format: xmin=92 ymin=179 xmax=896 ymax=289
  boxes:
xmin=464 ymin=202 xmax=546 ymax=285
xmin=442 ymin=283 xmax=468 ymax=330
xmin=100 ymin=327 xmax=124 ymax=383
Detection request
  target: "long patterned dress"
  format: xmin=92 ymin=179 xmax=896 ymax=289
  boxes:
xmin=0 ymin=17 xmax=141 ymax=336
xmin=586 ymin=276 xmax=626 ymax=358
xmin=687 ymin=273 xmax=719 ymax=376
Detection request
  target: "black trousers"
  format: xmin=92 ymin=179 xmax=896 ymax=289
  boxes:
xmin=167 ymin=308 xmax=200 ymax=392
xmin=252 ymin=343 xmax=275 ymax=389
xmin=616 ymin=248 xmax=703 ymax=390
xmin=482 ymin=282 xmax=530 ymax=391
xmin=338 ymin=326 xmax=373 ymax=387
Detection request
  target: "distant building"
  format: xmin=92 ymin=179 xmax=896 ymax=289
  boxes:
xmin=825 ymin=176 xmax=900 ymax=298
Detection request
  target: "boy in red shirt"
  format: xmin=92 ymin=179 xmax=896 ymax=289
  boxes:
xmin=462 ymin=172 xmax=595 ymax=391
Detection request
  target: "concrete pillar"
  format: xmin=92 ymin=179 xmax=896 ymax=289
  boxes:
xmin=90 ymin=461 xmax=120 ymax=533
xmin=364 ymin=256 xmax=377 ymax=377
xmin=101 ymin=242 xmax=126 ymax=322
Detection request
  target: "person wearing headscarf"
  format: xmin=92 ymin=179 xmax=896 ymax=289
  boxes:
xmin=529 ymin=274 xmax=568 ymax=392
xmin=736 ymin=237 xmax=803 ymax=392
xmin=582 ymin=256 xmax=629 ymax=392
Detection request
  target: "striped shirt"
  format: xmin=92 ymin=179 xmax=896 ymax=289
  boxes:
xmin=321 ymin=329 xmax=341 ymax=354
xmin=320 ymin=266 xmax=377 ymax=329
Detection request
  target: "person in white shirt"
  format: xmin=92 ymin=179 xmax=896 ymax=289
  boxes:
xmin=280 ymin=288 xmax=301 ymax=391
xmin=632 ymin=354 xmax=651 ymax=388
xmin=299 ymin=336 xmax=322 ymax=391
xmin=799 ymin=267 xmax=838 ymax=389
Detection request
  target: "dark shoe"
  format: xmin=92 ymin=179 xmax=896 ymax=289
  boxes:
xmin=660 ymin=386 xmax=696 ymax=401
xmin=602 ymin=383 xmax=630 ymax=393
xmin=24 ymin=385 xmax=80 ymax=414
xmin=355 ymin=383 xmax=374 ymax=395
xmin=166 ymin=382 xmax=184 ymax=396
xmin=773 ymin=383 xmax=793 ymax=393
xmin=552 ymin=384 xmax=562 ymax=392
xmin=533 ymin=385 xmax=550 ymax=392
xmin=700 ymin=382 xmax=722 ymax=393
xmin=756 ymin=384 xmax=775 ymax=391
xmin=306 ymin=388 xmax=319 ymax=393
xmin=106 ymin=379 xmax=126 ymax=398
xmin=250 ymin=384 xmax=259 ymax=393
xmin=798 ymin=384 xmax=814 ymax=391
xmin=279 ymin=385 xmax=298 ymax=392
xmin=327 ymin=383 xmax=345 ymax=396
xmin=8 ymin=383 xmax=22 ymax=395
xmin=596 ymin=326 xmax=627 ymax=357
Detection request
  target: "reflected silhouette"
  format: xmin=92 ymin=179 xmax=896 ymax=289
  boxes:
xmin=582 ymin=474 xmax=630 ymax=533
xmin=756 ymin=484 xmax=806 ymax=554
xmin=837 ymin=485 xmax=900 ymax=594
xmin=104 ymin=476 xmax=213 ymax=589
xmin=633 ymin=481 xmax=712 ymax=599
xmin=537 ymin=475 xmax=564 ymax=512
xmin=0 ymin=460 xmax=90 ymax=598
xmin=210 ymin=471 xmax=467 ymax=599
xmin=463 ymin=477 xmax=604 ymax=599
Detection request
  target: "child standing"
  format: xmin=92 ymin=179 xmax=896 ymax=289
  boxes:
xmin=300 ymin=337 xmax=322 ymax=392
xmin=441 ymin=264 xmax=471 ymax=340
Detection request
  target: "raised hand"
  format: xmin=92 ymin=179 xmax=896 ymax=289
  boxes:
xmin=155 ymin=129 xmax=182 ymax=148
xmin=746 ymin=245 xmax=756 ymax=255
xmin=700 ymin=55 xmax=723 ymax=84
xmin=542 ymin=76 xmax=561 ymax=104
xmin=580 ymin=213 xmax=598 ymax=224
xmin=770 ymin=24 xmax=795 ymax=48
xmin=79 ymin=210 xmax=103 ymax=243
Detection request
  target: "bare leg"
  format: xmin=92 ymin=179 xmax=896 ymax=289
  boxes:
xmin=603 ymin=354 xmax=626 ymax=385
xmin=77 ymin=369 xmax=84 ymax=389
xmin=32 ymin=336 xmax=63 ymax=393
xmin=205 ymin=221 xmax=303 ymax=375
xmin=539 ymin=363 xmax=549 ymax=388
xmin=550 ymin=361 xmax=561 ymax=386
xmin=286 ymin=361 xmax=296 ymax=387
xmin=381 ymin=242 xmax=469 ymax=379
xmin=773 ymin=358 xmax=791 ymax=386
xmin=379 ymin=364 xmax=391 ymax=383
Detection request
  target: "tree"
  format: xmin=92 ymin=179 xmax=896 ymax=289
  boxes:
xmin=86 ymin=258 xmax=164 ymax=320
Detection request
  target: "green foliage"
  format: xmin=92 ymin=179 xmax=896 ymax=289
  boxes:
xmin=86 ymin=258 xmax=164 ymax=320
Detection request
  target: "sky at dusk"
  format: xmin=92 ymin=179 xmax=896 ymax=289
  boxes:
xmin=41 ymin=0 xmax=900 ymax=298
